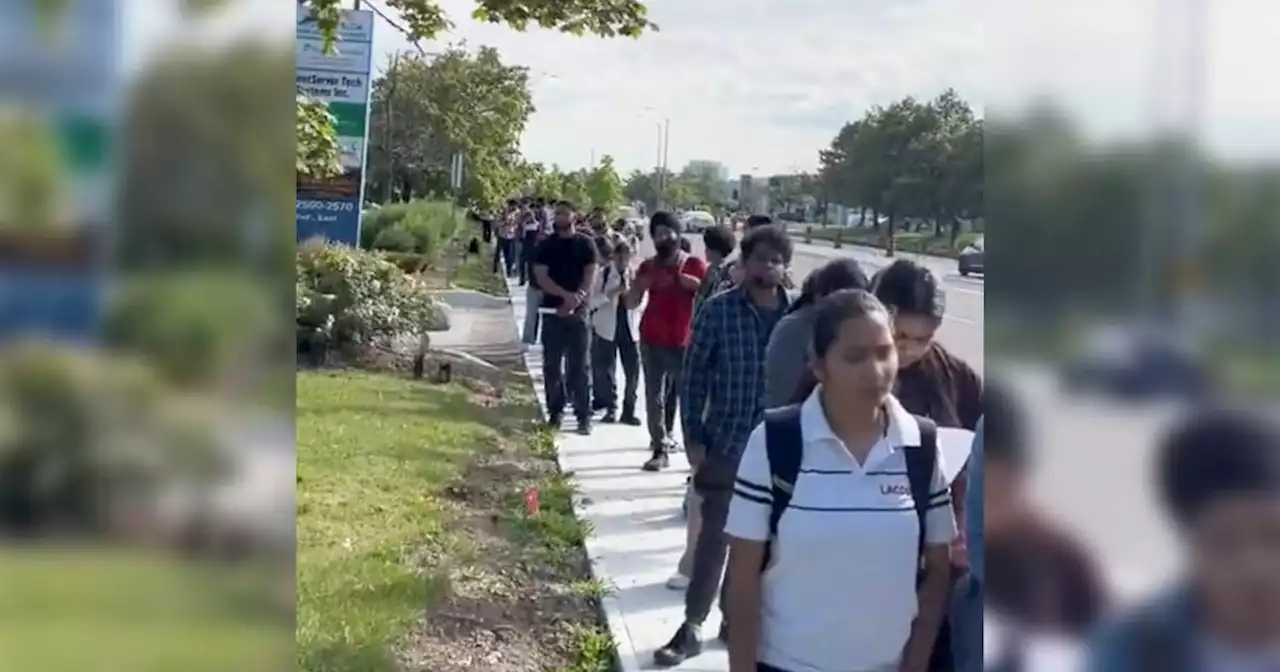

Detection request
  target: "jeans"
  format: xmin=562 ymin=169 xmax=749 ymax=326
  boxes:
xmin=522 ymin=286 xmax=541 ymax=345
xmin=492 ymin=237 xmax=516 ymax=276
xmin=640 ymin=342 xmax=684 ymax=451
xmin=590 ymin=330 xmax=639 ymax=414
xmin=684 ymin=451 xmax=737 ymax=626
xmin=950 ymin=574 xmax=982 ymax=672
xmin=541 ymin=312 xmax=591 ymax=421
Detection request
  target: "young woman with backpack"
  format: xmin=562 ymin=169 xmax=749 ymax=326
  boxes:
xmin=721 ymin=289 xmax=958 ymax=672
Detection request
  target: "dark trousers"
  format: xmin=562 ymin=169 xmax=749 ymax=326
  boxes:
xmin=542 ymin=312 xmax=591 ymax=420
xmin=591 ymin=329 xmax=638 ymax=414
xmin=640 ymin=342 xmax=684 ymax=450
xmin=492 ymin=238 xmax=516 ymax=276
xmin=684 ymin=451 xmax=737 ymax=626
xmin=519 ymin=236 xmax=537 ymax=285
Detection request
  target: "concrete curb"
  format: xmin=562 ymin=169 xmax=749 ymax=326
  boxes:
xmin=504 ymin=277 xmax=646 ymax=672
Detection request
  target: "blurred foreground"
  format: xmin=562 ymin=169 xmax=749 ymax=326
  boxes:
xmin=0 ymin=1 xmax=295 ymax=670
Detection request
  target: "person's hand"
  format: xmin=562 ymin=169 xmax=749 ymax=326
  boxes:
xmin=561 ymin=292 xmax=583 ymax=312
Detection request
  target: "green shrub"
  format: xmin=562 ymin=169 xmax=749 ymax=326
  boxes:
xmin=105 ymin=271 xmax=275 ymax=387
xmin=360 ymin=200 xmax=462 ymax=260
xmin=296 ymin=241 xmax=447 ymax=358
xmin=382 ymin=252 xmax=431 ymax=274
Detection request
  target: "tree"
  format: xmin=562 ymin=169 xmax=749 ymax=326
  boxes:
xmin=677 ymin=159 xmax=728 ymax=207
xmin=561 ymin=169 xmax=589 ymax=207
xmin=365 ymin=46 xmax=534 ymax=210
xmin=585 ymin=155 xmax=624 ymax=210
xmin=296 ymin=0 xmax=657 ymax=176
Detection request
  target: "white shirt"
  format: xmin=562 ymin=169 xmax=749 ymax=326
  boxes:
xmin=725 ymin=390 xmax=958 ymax=672
xmin=588 ymin=263 xmax=632 ymax=340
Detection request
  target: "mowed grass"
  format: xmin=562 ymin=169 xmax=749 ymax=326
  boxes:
xmin=296 ymin=369 xmax=615 ymax=672
xmin=0 ymin=548 xmax=288 ymax=672
xmin=803 ymin=226 xmax=978 ymax=258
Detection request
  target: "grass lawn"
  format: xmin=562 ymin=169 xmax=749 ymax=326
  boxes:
xmin=0 ymin=548 xmax=289 ymax=672
xmin=799 ymin=226 xmax=978 ymax=258
xmin=296 ymin=370 xmax=613 ymax=672
xmin=450 ymin=250 xmax=511 ymax=297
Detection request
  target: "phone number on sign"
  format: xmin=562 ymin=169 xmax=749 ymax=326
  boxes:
xmin=297 ymin=200 xmax=356 ymax=212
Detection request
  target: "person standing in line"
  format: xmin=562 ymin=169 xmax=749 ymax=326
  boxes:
xmin=519 ymin=200 xmax=542 ymax=287
xmin=721 ymin=289 xmax=957 ymax=672
xmin=762 ymin=258 xmax=870 ymax=409
xmin=694 ymin=225 xmax=738 ymax=315
xmin=654 ymin=225 xmax=793 ymax=666
xmin=626 ymin=211 xmax=708 ymax=471
xmin=493 ymin=206 xmax=518 ymax=277
xmin=532 ymin=201 xmax=599 ymax=435
xmin=588 ymin=239 xmax=642 ymax=425
xmin=668 ymin=223 xmax=740 ymax=590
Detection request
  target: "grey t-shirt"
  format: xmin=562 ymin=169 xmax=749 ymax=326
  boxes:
xmin=762 ymin=304 xmax=817 ymax=408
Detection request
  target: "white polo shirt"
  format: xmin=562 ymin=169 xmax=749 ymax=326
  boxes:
xmin=725 ymin=390 xmax=957 ymax=672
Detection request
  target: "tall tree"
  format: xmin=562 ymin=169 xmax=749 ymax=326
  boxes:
xmin=365 ymin=46 xmax=534 ymax=210
xmin=585 ymin=155 xmax=624 ymax=210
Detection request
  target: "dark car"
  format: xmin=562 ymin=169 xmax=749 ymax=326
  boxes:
xmin=1060 ymin=328 xmax=1214 ymax=401
xmin=958 ymin=236 xmax=984 ymax=276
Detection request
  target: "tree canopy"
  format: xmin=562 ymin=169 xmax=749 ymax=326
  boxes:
xmin=365 ymin=46 xmax=533 ymax=210
xmin=297 ymin=0 xmax=656 ymax=176
xmin=817 ymin=89 xmax=983 ymax=240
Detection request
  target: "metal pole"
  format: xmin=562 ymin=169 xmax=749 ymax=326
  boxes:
xmin=655 ymin=123 xmax=664 ymax=210
xmin=383 ymin=52 xmax=399 ymax=203
xmin=353 ymin=0 xmax=361 ymax=9
xmin=1172 ymin=0 xmax=1207 ymax=335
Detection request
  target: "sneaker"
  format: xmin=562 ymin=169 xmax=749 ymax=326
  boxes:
xmin=653 ymin=622 xmax=703 ymax=667
xmin=619 ymin=413 xmax=642 ymax=426
xmin=546 ymin=413 xmax=562 ymax=431
xmin=641 ymin=452 xmax=669 ymax=472
xmin=576 ymin=420 xmax=592 ymax=436
xmin=600 ymin=410 xmax=617 ymax=423
xmin=665 ymin=572 xmax=689 ymax=590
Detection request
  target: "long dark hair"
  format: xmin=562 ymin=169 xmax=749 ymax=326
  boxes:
xmin=786 ymin=258 xmax=871 ymax=315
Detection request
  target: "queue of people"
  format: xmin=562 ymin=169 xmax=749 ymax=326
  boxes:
xmin=503 ymin=202 xmax=989 ymax=670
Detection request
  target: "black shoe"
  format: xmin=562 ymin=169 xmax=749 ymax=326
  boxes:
xmin=653 ymin=622 xmax=703 ymax=667
xmin=641 ymin=451 xmax=669 ymax=472
xmin=619 ymin=412 xmax=642 ymax=426
xmin=546 ymin=413 xmax=562 ymax=431
xmin=601 ymin=410 xmax=617 ymax=423
xmin=576 ymin=420 xmax=592 ymax=436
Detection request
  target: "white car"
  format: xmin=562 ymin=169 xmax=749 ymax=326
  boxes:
xmin=680 ymin=210 xmax=715 ymax=233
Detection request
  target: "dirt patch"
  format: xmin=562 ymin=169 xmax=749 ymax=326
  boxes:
xmin=396 ymin=384 xmax=614 ymax=672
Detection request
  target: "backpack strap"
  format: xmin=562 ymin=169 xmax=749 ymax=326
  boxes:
xmin=903 ymin=415 xmax=939 ymax=578
xmin=761 ymin=404 xmax=804 ymax=572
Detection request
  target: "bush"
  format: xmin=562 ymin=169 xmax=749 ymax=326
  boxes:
xmin=360 ymin=200 xmax=461 ymax=261
xmin=382 ymin=252 xmax=431 ymax=274
xmin=296 ymin=241 xmax=448 ymax=359
xmin=105 ymin=271 xmax=275 ymax=387
xmin=0 ymin=343 xmax=227 ymax=535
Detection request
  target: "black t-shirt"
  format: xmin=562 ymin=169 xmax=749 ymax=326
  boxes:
xmin=533 ymin=233 xmax=597 ymax=309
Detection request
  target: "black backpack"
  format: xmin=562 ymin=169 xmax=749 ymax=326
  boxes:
xmin=760 ymin=404 xmax=955 ymax=670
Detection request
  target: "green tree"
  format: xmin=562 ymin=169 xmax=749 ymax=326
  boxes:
xmin=677 ymin=159 xmax=728 ymax=207
xmin=561 ymin=169 xmax=589 ymax=207
xmin=365 ymin=46 xmax=534 ymax=210
xmin=585 ymin=155 xmax=624 ymax=210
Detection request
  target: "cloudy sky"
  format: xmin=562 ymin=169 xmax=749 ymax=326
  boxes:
xmin=130 ymin=0 xmax=1280 ymax=174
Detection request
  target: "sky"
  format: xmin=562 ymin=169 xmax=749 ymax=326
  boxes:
xmin=126 ymin=0 xmax=1280 ymax=175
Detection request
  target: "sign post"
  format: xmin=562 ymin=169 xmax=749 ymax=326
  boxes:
xmin=0 ymin=0 xmax=119 ymax=342
xmin=295 ymin=7 xmax=375 ymax=246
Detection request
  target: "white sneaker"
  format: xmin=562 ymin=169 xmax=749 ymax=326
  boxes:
xmin=666 ymin=572 xmax=690 ymax=590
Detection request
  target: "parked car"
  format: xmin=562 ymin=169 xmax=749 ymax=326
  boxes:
xmin=958 ymin=236 xmax=984 ymax=276
xmin=1060 ymin=327 xmax=1214 ymax=401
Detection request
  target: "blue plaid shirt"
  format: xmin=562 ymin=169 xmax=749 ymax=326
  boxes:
xmin=681 ymin=286 xmax=789 ymax=459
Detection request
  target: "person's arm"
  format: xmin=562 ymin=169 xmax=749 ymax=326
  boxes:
xmin=762 ymin=316 xmax=804 ymax=409
xmin=677 ymin=256 xmax=706 ymax=292
xmin=680 ymin=298 xmax=719 ymax=451
xmin=624 ymin=260 xmax=653 ymax=309
xmin=723 ymin=426 xmax=772 ymax=672
xmin=901 ymin=450 xmax=959 ymax=672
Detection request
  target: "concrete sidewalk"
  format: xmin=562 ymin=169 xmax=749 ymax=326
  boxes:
xmin=507 ymin=277 xmax=730 ymax=672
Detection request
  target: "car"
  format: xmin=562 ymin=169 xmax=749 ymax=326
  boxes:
xmin=958 ymin=236 xmax=984 ymax=276
xmin=680 ymin=210 xmax=715 ymax=233
xmin=1060 ymin=327 xmax=1215 ymax=401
